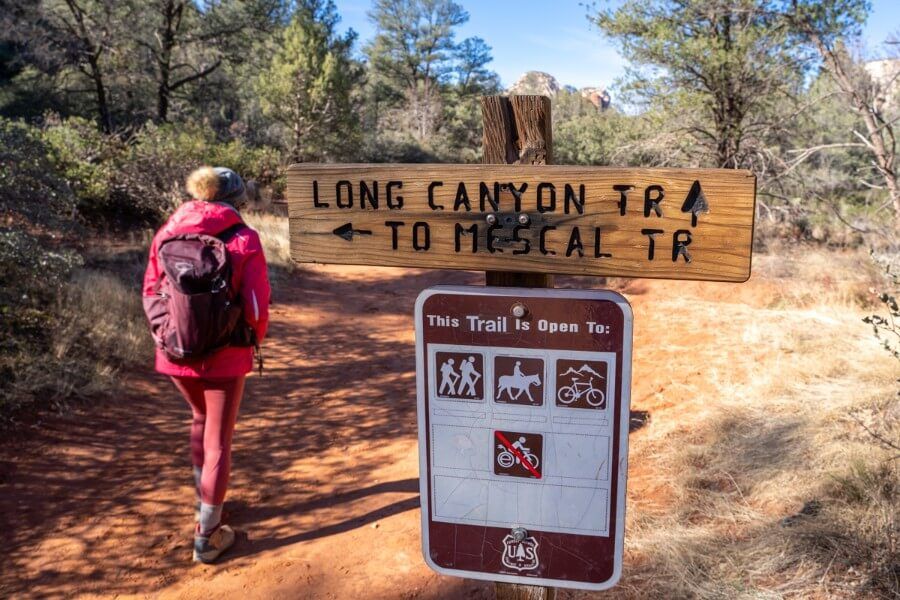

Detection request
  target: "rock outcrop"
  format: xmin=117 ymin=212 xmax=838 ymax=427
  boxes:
xmin=506 ymin=71 xmax=611 ymax=110
xmin=507 ymin=71 xmax=561 ymax=98
xmin=865 ymin=58 xmax=900 ymax=109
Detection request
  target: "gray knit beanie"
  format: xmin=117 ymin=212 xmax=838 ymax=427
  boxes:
xmin=213 ymin=167 xmax=247 ymax=206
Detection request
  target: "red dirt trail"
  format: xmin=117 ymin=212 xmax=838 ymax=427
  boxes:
xmin=0 ymin=264 xmax=748 ymax=599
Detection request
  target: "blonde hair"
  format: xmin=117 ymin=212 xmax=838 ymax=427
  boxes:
xmin=186 ymin=166 xmax=220 ymax=201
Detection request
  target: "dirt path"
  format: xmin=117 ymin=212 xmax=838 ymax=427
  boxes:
xmin=0 ymin=260 xmax=866 ymax=599
xmin=1 ymin=265 xmax=492 ymax=599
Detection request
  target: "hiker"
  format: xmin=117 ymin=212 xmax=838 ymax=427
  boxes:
xmin=439 ymin=358 xmax=459 ymax=395
xmin=142 ymin=166 xmax=270 ymax=564
xmin=458 ymin=356 xmax=481 ymax=396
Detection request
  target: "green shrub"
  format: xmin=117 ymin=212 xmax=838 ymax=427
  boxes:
xmin=37 ymin=117 xmax=287 ymax=226
xmin=0 ymin=228 xmax=83 ymax=350
xmin=0 ymin=117 xmax=77 ymax=228
xmin=119 ymin=122 xmax=286 ymax=221
xmin=41 ymin=115 xmax=122 ymax=219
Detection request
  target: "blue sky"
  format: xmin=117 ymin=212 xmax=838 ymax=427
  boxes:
xmin=333 ymin=0 xmax=900 ymax=90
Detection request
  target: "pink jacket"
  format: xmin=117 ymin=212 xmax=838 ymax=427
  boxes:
xmin=143 ymin=201 xmax=270 ymax=378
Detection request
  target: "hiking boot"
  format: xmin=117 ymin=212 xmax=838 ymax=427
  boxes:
xmin=193 ymin=525 xmax=235 ymax=564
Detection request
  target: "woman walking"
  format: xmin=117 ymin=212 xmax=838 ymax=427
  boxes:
xmin=143 ymin=167 xmax=270 ymax=564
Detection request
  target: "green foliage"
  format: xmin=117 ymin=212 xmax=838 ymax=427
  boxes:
xmin=556 ymin=112 xmax=625 ymax=166
xmin=0 ymin=228 xmax=84 ymax=425
xmin=37 ymin=117 xmax=285 ymax=225
xmin=1 ymin=0 xmax=285 ymax=130
xmin=591 ymin=0 xmax=868 ymax=170
xmin=41 ymin=115 xmax=122 ymax=218
xmin=454 ymin=37 xmax=499 ymax=95
xmin=365 ymin=0 xmax=468 ymax=95
xmin=0 ymin=229 xmax=83 ymax=321
xmin=0 ymin=117 xmax=77 ymax=228
xmin=863 ymin=250 xmax=900 ymax=363
xmin=256 ymin=0 xmax=361 ymax=162
xmin=783 ymin=72 xmax=876 ymax=206
xmin=362 ymin=0 xmax=498 ymax=160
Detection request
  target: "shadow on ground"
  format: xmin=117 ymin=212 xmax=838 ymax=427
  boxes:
xmin=0 ymin=262 xmax=479 ymax=598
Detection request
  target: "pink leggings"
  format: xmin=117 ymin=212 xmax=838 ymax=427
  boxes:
xmin=171 ymin=376 xmax=245 ymax=505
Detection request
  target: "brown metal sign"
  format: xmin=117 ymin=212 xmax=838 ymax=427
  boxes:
xmin=415 ymin=286 xmax=633 ymax=590
xmin=287 ymin=163 xmax=756 ymax=282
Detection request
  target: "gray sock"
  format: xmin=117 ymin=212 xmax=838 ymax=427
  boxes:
xmin=198 ymin=502 xmax=223 ymax=536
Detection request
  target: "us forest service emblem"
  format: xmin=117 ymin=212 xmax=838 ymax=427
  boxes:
xmin=501 ymin=533 xmax=540 ymax=572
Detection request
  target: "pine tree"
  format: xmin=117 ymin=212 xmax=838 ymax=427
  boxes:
xmin=365 ymin=0 xmax=467 ymax=142
xmin=256 ymin=0 xmax=360 ymax=162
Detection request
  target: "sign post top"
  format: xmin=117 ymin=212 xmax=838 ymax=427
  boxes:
xmin=287 ymin=163 xmax=756 ymax=282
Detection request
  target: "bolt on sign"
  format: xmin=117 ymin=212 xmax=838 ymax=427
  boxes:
xmin=287 ymin=164 xmax=756 ymax=282
xmin=415 ymin=286 xmax=633 ymax=590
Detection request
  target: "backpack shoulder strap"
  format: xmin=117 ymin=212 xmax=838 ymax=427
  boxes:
xmin=216 ymin=222 xmax=247 ymax=243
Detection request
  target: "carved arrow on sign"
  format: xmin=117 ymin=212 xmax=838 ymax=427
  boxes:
xmin=681 ymin=180 xmax=710 ymax=227
xmin=332 ymin=222 xmax=373 ymax=241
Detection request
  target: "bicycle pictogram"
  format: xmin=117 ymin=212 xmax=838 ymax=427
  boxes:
xmin=555 ymin=360 xmax=608 ymax=410
xmin=557 ymin=377 xmax=605 ymax=407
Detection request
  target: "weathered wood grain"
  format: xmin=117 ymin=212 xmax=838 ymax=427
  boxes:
xmin=484 ymin=95 xmax=555 ymax=599
xmin=495 ymin=583 xmax=557 ymax=600
xmin=483 ymin=95 xmax=554 ymax=287
xmin=286 ymin=163 xmax=756 ymax=282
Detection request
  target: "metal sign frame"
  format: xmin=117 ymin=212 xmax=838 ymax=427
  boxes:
xmin=415 ymin=286 xmax=633 ymax=590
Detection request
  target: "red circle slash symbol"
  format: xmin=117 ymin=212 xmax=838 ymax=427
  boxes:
xmin=494 ymin=431 xmax=542 ymax=479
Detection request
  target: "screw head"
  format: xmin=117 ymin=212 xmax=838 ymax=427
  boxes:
xmin=511 ymin=527 xmax=528 ymax=542
xmin=485 ymin=213 xmax=497 ymax=225
xmin=517 ymin=213 xmax=530 ymax=225
xmin=511 ymin=303 xmax=528 ymax=318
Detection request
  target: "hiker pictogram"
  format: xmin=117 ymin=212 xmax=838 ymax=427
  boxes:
xmin=494 ymin=430 xmax=543 ymax=479
xmin=435 ymin=352 xmax=484 ymax=400
xmin=556 ymin=359 xmax=608 ymax=410
xmin=494 ymin=356 xmax=544 ymax=406
xmin=458 ymin=355 xmax=481 ymax=396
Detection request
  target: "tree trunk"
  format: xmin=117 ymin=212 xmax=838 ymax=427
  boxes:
xmin=155 ymin=0 xmax=182 ymax=123
xmin=88 ymin=54 xmax=112 ymax=134
xmin=63 ymin=0 xmax=112 ymax=133
xmin=810 ymin=34 xmax=899 ymax=228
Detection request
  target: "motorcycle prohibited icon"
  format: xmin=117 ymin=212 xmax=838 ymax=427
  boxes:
xmin=557 ymin=378 xmax=605 ymax=407
xmin=494 ymin=431 xmax=543 ymax=479
xmin=496 ymin=443 xmax=540 ymax=470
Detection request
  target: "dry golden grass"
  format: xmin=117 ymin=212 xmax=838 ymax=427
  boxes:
xmin=9 ymin=269 xmax=152 ymax=411
xmin=244 ymin=211 xmax=293 ymax=270
xmin=55 ymin=269 xmax=150 ymax=365
xmin=588 ymin=249 xmax=899 ymax=599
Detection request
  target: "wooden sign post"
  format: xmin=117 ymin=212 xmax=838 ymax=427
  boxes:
xmin=482 ymin=95 xmax=554 ymax=600
xmin=286 ymin=95 xmax=758 ymax=597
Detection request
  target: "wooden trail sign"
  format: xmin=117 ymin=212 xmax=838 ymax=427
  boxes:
xmin=287 ymin=164 xmax=756 ymax=282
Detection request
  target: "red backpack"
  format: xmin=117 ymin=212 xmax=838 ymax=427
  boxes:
xmin=144 ymin=224 xmax=255 ymax=362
